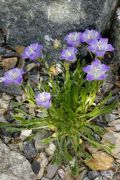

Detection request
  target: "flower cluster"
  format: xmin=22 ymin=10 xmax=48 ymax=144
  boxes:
xmin=61 ymin=29 xmax=114 ymax=62
xmin=60 ymin=29 xmax=113 ymax=81
xmin=2 ymin=29 xmax=114 ymax=109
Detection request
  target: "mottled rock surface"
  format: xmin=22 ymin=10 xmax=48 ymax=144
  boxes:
xmin=0 ymin=140 xmax=35 ymax=180
xmin=111 ymin=7 xmax=120 ymax=67
xmin=0 ymin=0 xmax=118 ymax=49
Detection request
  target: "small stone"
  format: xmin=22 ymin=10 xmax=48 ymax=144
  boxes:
xmin=94 ymin=176 xmax=103 ymax=180
xmin=31 ymin=161 xmax=41 ymax=174
xmin=108 ymin=119 xmax=120 ymax=131
xmin=0 ymin=83 xmax=22 ymax=95
xmin=88 ymin=171 xmax=100 ymax=179
xmin=77 ymin=169 xmax=88 ymax=180
xmin=41 ymin=178 xmax=50 ymax=180
xmin=100 ymin=170 xmax=114 ymax=179
xmin=37 ymin=152 xmax=48 ymax=179
xmin=53 ymin=174 xmax=61 ymax=180
xmin=0 ymin=115 xmax=7 ymax=123
xmin=83 ymin=177 xmax=89 ymax=180
xmin=58 ymin=169 xmax=65 ymax=179
xmin=45 ymin=142 xmax=56 ymax=156
xmin=102 ymin=131 xmax=120 ymax=154
xmin=64 ymin=172 xmax=74 ymax=180
xmin=102 ymin=82 xmax=114 ymax=93
xmin=1 ymin=57 xmax=18 ymax=70
xmin=0 ymin=93 xmax=11 ymax=114
xmin=20 ymin=129 xmax=32 ymax=140
xmin=0 ymin=29 xmax=5 ymax=45
xmin=23 ymin=141 xmax=37 ymax=159
xmin=46 ymin=164 xmax=58 ymax=179
xmin=104 ymin=114 xmax=117 ymax=122
xmin=85 ymin=151 xmax=114 ymax=171
xmin=0 ymin=46 xmax=16 ymax=57
xmin=18 ymin=142 xmax=24 ymax=152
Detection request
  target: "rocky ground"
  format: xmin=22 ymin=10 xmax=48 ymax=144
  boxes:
xmin=0 ymin=1 xmax=120 ymax=180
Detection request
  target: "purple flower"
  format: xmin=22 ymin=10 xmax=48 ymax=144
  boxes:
xmin=21 ymin=43 xmax=43 ymax=61
xmin=60 ymin=47 xmax=78 ymax=62
xmin=88 ymin=38 xmax=114 ymax=57
xmin=3 ymin=68 xmax=24 ymax=85
xmin=81 ymin=29 xmax=101 ymax=43
xmin=64 ymin=32 xmax=82 ymax=46
xmin=36 ymin=92 xmax=51 ymax=109
xmin=83 ymin=59 xmax=110 ymax=81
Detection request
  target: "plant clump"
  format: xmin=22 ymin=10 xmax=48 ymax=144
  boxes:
xmin=0 ymin=29 xmax=117 ymax=176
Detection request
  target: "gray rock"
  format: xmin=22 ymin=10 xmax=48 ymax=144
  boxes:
xmin=31 ymin=160 xmax=41 ymax=174
xmin=83 ymin=177 xmax=90 ymax=180
xmin=37 ymin=152 xmax=49 ymax=179
xmin=0 ymin=93 xmax=11 ymax=114
xmin=0 ymin=0 xmax=118 ymax=49
xmin=0 ymin=140 xmax=35 ymax=180
xmin=23 ymin=141 xmax=37 ymax=159
xmin=0 ymin=46 xmax=16 ymax=57
xmin=100 ymin=170 xmax=114 ymax=179
xmin=41 ymin=178 xmax=50 ymax=180
xmin=111 ymin=7 xmax=120 ymax=67
xmin=46 ymin=164 xmax=58 ymax=179
xmin=0 ymin=29 xmax=5 ymax=45
xmin=77 ymin=169 xmax=88 ymax=180
xmin=0 ymin=115 xmax=7 ymax=123
xmin=102 ymin=71 xmax=115 ymax=93
xmin=53 ymin=174 xmax=61 ymax=180
xmin=102 ymin=131 xmax=120 ymax=155
xmin=108 ymin=119 xmax=120 ymax=131
xmin=0 ymin=83 xmax=22 ymax=95
xmin=104 ymin=113 xmax=117 ymax=122
xmin=94 ymin=176 xmax=103 ymax=180
xmin=88 ymin=171 xmax=100 ymax=179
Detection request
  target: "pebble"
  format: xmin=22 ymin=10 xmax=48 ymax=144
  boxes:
xmin=100 ymin=170 xmax=114 ymax=179
xmin=83 ymin=177 xmax=90 ymax=180
xmin=0 ymin=115 xmax=7 ymax=123
xmin=108 ymin=119 xmax=120 ymax=131
xmin=41 ymin=178 xmax=50 ymax=180
xmin=31 ymin=160 xmax=41 ymax=174
xmin=1 ymin=57 xmax=18 ymax=70
xmin=58 ymin=169 xmax=65 ymax=179
xmin=104 ymin=114 xmax=117 ymax=122
xmin=94 ymin=176 xmax=103 ymax=180
xmin=46 ymin=164 xmax=58 ymax=179
xmin=37 ymin=152 xmax=48 ymax=179
xmin=88 ymin=171 xmax=100 ymax=179
xmin=23 ymin=141 xmax=37 ymax=159
xmin=45 ymin=142 xmax=56 ymax=156
xmin=20 ymin=129 xmax=32 ymax=140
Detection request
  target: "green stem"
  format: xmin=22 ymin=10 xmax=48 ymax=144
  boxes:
xmin=64 ymin=62 xmax=70 ymax=82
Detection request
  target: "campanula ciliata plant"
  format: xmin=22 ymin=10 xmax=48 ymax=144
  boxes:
xmin=0 ymin=29 xmax=117 ymax=176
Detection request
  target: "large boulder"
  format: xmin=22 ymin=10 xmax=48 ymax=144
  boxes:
xmin=0 ymin=0 xmax=118 ymax=49
xmin=110 ymin=7 xmax=120 ymax=67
